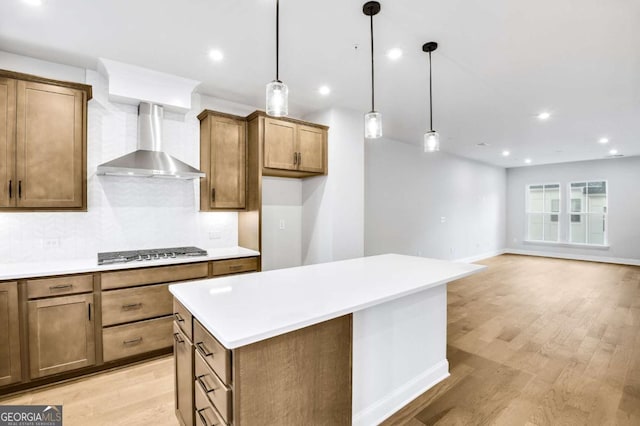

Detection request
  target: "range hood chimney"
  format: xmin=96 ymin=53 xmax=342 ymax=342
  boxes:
xmin=97 ymin=102 xmax=205 ymax=179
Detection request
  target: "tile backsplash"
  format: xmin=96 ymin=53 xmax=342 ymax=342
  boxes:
xmin=0 ymin=70 xmax=237 ymax=263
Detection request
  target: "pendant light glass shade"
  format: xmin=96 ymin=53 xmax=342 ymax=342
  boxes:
xmin=364 ymin=111 xmax=382 ymax=139
xmin=266 ymin=80 xmax=288 ymax=117
xmin=424 ymin=130 xmax=440 ymax=152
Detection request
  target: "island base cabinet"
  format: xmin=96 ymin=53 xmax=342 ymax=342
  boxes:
xmin=28 ymin=293 xmax=95 ymax=379
xmin=180 ymin=312 xmax=352 ymax=426
xmin=0 ymin=282 xmax=21 ymax=386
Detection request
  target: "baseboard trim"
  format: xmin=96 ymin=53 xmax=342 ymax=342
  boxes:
xmin=505 ymin=249 xmax=640 ymax=266
xmin=352 ymin=359 xmax=450 ymax=426
xmin=455 ymin=249 xmax=506 ymax=264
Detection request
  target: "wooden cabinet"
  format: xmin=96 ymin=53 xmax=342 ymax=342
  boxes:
xmin=174 ymin=322 xmax=193 ymax=426
xmin=181 ymin=315 xmax=352 ymax=426
xmin=259 ymin=113 xmax=327 ymax=177
xmin=28 ymin=293 xmax=95 ymax=379
xmin=0 ymin=282 xmax=21 ymax=387
xmin=0 ymin=70 xmax=91 ymax=211
xmin=198 ymin=111 xmax=247 ymax=211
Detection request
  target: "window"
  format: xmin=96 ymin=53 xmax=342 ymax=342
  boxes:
xmin=569 ymin=181 xmax=607 ymax=245
xmin=526 ymin=183 xmax=560 ymax=242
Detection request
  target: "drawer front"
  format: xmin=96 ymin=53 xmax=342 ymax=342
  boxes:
xmin=103 ymin=316 xmax=173 ymax=362
xmin=193 ymin=319 xmax=231 ymax=385
xmin=101 ymin=262 xmax=209 ymax=290
xmin=195 ymin=351 xmax=233 ymax=423
xmin=174 ymin=298 xmax=193 ymax=342
xmin=102 ymin=283 xmax=172 ymax=326
xmin=195 ymin=382 xmax=227 ymax=426
xmin=211 ymin=257 xmax=258 ymax=277
xmin=27 ymin=274 xmax=93 ymax=299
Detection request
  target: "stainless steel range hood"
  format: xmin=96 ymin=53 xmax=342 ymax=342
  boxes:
xmin=97 ymin=102 xmax=205 ymax=179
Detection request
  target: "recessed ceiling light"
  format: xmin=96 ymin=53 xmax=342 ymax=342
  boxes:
xmin=609 ymin=149 xmax=618 ymax=155
xmin=208 ymin=49 xmax=224 ymax=62
xmin=537 ymin=111 xmax=551 ymax=120
xmin=502 ymin=150 xmax=510 ymax=157
xmin=387 ymin=48 xmax=403 ymax=61
xmin=598 ymin=137 xmax=609 ymax=144
xmin=22 ymin=0 xmax=42 ymax=5
xmin=318 ymin=85 xmax=331 ymax=96
xmin=524 ymin=158 xmax=532 ymax=164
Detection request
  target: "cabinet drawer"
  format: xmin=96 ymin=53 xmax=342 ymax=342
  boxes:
xmin=103 ymin=316 xmax=172 ymax=362
xmin=195 ymin=351 xmax=232 ymax=424
xmin=174 ymin=299 xmax=193 ymax=342
xmin=102 ymin=283 xmax=172 ymax=326
xmin=194 ymin=319 xmax=231 ymax=385
xmin=195 ymin=381 xmax=227 ymax=426
xmin=211 ymin=257 xmax=258 ymax=277
xmin=101 ymin=262 xmax=208 ymax=290
xmin=27 ymin=274 xmax=93 ymax=299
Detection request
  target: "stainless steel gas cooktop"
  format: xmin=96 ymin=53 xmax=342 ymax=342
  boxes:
xmin=98 ymin=246 xmax=208 ymax=265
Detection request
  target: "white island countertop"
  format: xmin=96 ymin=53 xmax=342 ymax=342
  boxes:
xmin=169 ymin=254 xmax=486 ymax=349
xmin=0 ymin=246 xmax=260 ymax=280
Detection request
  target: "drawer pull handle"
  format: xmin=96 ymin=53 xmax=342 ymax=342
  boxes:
xmin=123 ymin=337 xmax=143 ymax=345
xmin=173 ymin=333 xmax=185 ymax=344
xmin=196 ymin=375 xmax=218 ymax=394
xmin=196 ymin=342 xmax=214 ymax=358
xmin=229 ymin=265 xmax=243 ymax=271
xmin=50 ymin=284 xmax=73 ymax=291
xmin=197 ymin=408 xmax=219 ymax=426
xmin=174 ymin=313 xmax=185 ymax=322
xmin=122 ymin=303 xmax=143 ymax=311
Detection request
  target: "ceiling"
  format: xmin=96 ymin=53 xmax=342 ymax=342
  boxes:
xmin=1 ymin=0 xmax=639 ymax=168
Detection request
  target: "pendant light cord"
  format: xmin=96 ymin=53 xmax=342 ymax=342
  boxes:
xmin=429 ymin=50 xmax=433 ymax=131
xmin=276 ymin=0 xmax=280 ymax=82
xmin=370 ymin=13 xmax=375 ymax=111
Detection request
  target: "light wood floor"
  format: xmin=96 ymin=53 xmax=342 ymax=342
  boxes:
xmin=2 ymin=254 xmax=639 ymax=426
xmin=384 ymin=254 xmax=640 ymax=426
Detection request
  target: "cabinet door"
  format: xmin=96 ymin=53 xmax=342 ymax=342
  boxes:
xmin=174 ymin=323 xmax=193 ymax=426
xmin=0 ymin=282 xmax=21 ymax=387
xmin=297 ymin=125 xmax=326 ymax=173
xmin=16 ymin=80 xmax=85 ymax=208
xmin=28 ymin=293 xmax=95 ymax=379
xmin=207 ymin=115 xmax=246 ymax=209
xmin=0 ymin=78 xmax=16 ymax=208
xmin=263 ymin=118 xmax=297 ymax=170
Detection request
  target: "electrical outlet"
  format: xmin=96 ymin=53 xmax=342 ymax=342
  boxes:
xmin=279 ymin=220 xmax=286 ymax=230
xmin=440 ymin=216 xmax=447 ymax=224
xmin=209 ymin=231 xmax=222 ymax=240
xmin=41 ymin=238 xmax=61 ymax=249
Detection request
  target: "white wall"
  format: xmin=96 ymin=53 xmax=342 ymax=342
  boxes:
xmin=506 ymin=156 xmax=640 ymax=261
xmin=365 ymin=139 xmax=506 ymax=261
xmin=0 ymin=52 xmax=252 ymax=263
xmin=302 ymin=108 xmax=365 ymax=264
xmin=261 ymin=178 xmax=302 ymax=271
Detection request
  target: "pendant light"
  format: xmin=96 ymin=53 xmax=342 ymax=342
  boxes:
xmin=266 ymin=0 xmax=288 ymax=117
xmin=423 ymin=42 xmax=439 ymax=152
xmin=363 ymin=1 xmax=382 ymax=139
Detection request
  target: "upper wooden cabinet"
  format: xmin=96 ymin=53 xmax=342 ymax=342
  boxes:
xmin=256 ymin=112 xmax=328 ymax=177
xmin=0 ymin=70 xmax=91 ymax=211
xmin=0 ymin=282 xmax=21 ymax=387
xmin=198 ymin=110 xmax=247 ymax=211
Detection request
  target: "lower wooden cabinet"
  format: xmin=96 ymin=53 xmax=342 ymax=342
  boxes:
xmin=0 ymin=282 xmax=21 ymax=386
xmin=28 ymin=293 xmax=95 ymax=379
xmin=102 ymin=316 xmax=172 ymax=362
xmin=174 ymin=322 xmax=193 ymax=426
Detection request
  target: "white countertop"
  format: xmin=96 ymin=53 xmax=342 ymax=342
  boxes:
xmin=0 ymin=246 xmax=260 ymax=280
xmin=169 ymin=254 xmax=486 ymax=349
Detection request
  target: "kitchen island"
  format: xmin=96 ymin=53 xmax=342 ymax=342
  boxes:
xmin=169 ymin=254 xmax=485 ymax=426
